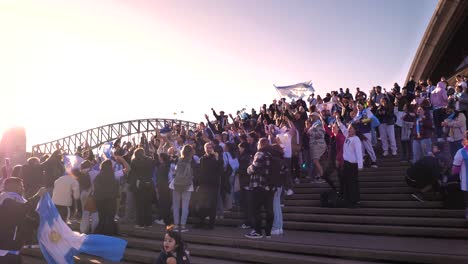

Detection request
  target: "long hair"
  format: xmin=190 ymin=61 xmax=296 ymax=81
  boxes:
xmin=132 ymin=147 xmax=145 ymax=161
xmin=165 ymin=225 xmax=188 ymax=257
xmin=180 ymin=145 xmax=194 ymax=161
xmin=350 ymin=123 xmax=367 ymax=142
xmin=96 ymin=159 xmax=115 ymax=184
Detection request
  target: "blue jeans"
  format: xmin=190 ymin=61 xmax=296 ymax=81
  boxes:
xmin=272 ymin=187 xmax=283 ymax=230
xmin=172 ymin=190 xmax=191 ymax=225
xmin=412 ymin=138 xmax=432 ymax=163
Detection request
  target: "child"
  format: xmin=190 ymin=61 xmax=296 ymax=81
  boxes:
xmin=154 ymin=226 xmax=191 ymax=264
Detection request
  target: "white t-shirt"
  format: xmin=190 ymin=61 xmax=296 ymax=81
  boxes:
xmin=52 ymin=175 xmax=80 ymax=207
xmin=277 ymin=131 xmax=292 ymax=158
xmin=452 ymin=148 xmax=468 ymax=191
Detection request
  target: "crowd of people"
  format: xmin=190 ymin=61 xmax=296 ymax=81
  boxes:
xmin=1 ymin=75 xmax=468 ymax=262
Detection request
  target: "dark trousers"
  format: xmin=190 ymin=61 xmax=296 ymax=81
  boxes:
xmin=343 ymin=161 xmax=360 ymax=206
xmin=0 ymin=254 xmax=21 ymax=264
xmin=322 ymin=160 xmax=342 ymax=193
xmin=400 ymin=140 xmax=412 ymax=161
xmin=240 ymin=189 xmax=253 ymax=226
xmin=135 ymin=189 xmax=153 ymax=227
xmin=158 ymin=187 xmax=172 ymax=225
xmin=197 ymin=205 xmax=216 ymax=227
xmin=94 ymin=198 xmax=118 ymax=235
xmin=291 ymin=155 xmax=301 ymax=180
xmin=433 ymin=108 xmax=447 ymax=138
xmin=197 ymin=186 xmax=218 ymax=227
xmin=55 ymin=205 xmax=68 ymax=222
xmin=252 ymin=188 xmax=274 ymax=236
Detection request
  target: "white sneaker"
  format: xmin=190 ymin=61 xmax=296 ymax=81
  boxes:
xmin=271 ymin=229 xmax=283 ymax=235
xmin=383 ymin=151 xmax=389 ymax=157
xmin=286 ymin=189 xmax=294 ymax=196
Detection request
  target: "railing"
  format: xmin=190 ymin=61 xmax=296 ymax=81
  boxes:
xmin=31 ymin=118 xmax=198 ymax=156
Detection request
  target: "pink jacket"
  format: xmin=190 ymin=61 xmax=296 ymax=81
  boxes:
xmin=323 ymin=124 xmax=345 ymax=168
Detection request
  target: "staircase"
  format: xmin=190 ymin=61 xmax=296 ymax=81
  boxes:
xmin=23 ymin=156 xmax=468 ymax=264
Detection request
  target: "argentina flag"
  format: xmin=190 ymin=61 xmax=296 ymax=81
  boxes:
xmin=63 ymin=155 xmax=84 ymax=175
xmin=98 ymin=142 xmax=113 ymax=160
xmin=274 ymin=81 xmax=315 ymax=99
xmin=36 ymin=193 xmax=127 ymax=264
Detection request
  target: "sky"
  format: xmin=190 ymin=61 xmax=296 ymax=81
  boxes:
xmin=0 ymin=0 xmax=438 ymax=150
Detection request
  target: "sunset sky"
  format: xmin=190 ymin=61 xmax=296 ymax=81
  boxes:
xmin=0 ymin=0 xmax=438 ymax=149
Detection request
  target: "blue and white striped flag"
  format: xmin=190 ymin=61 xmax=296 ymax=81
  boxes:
xmin=274 ymin=81 xmax=315 ymax=99
xmin=63 ymin=155 xmax=84 ymax=175
xmin=36 ymin=193 xmax=127 ymax=264
xmin=98 ymin=142 xmax=113 ymax=160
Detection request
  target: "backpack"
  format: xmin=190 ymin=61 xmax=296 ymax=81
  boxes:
xmin=269 ymin=154 xmax=284 ymax=188
xmin=173 ymin=159 xmax=193 ymax=192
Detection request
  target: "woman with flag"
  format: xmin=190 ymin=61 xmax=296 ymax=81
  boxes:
xmin=353 ymin=103 xmax=378 ymax=168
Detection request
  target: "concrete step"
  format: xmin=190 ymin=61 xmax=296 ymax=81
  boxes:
xmin=294 ymin=181 xmax=409 ymax=189
xmin=120 ymin=226 xmax=468 ymax=264
xmin=284 ymin=200 xmax=442 ymax=208
xmin=223 ymin=212 xmax=468 ymax=228
xmin=297 ymin=175 xmax=407 ymax=183
xmin=292 ymin=187 xmax=414 ymax=194
xmin=282 ymin=207 xmax=465 ymax=218
xmin=22 ymin=247 xmax=249 ymax=264
xmin=122 ymin=235 xmax=386 ymax=264
xmin=287 ymin=193 xmax=431 ymax=201
xmin=22 ymin=256 xmax=47 ymax=264
xmin=210 ymin=218 xmax=468 ymax=239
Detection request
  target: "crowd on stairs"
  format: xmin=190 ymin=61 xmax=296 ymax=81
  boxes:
xmin=0 ymin=74 xmax=468 ymax=263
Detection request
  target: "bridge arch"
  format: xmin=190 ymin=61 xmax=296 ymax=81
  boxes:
xmin=31 ymin=118 xmax=198 ymax=155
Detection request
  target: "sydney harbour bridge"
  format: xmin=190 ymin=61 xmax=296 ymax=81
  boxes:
xmin=31 ymin=118 xmax=197 ymax=156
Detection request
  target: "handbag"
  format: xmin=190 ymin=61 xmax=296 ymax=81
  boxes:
xmin=84 ymin=193 xmax=97 ymax=213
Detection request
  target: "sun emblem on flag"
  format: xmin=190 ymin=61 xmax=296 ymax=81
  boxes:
xmin=49 ymin=230 xmax=62 ymax=243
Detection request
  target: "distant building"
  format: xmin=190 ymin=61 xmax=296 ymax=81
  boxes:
xmin=0 ymin=127 xmax=27 ymax=166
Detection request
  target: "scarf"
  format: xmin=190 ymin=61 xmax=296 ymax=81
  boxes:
xmin=0 ymin=192 xmax=27 ymax=206
xmin=353 ymin=110 xmax=367 ymax=123
xmin=447 ymin=112 xmax=456 ymax=120
xmin=416 ymin=117 xmax=421 ymax=138
xmin=312 ymin=119 xmax=322 ymax=128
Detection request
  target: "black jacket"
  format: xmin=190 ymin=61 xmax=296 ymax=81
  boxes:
xmin=0 ymin=194 xmax=40 ymax=250
xmin=196 ymin=154 xmax=223 ymax=188
xmin=129 ymin=157 xmax=158 ymax=192
xmin=237 ymin=152 xmax=252 ymax=188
